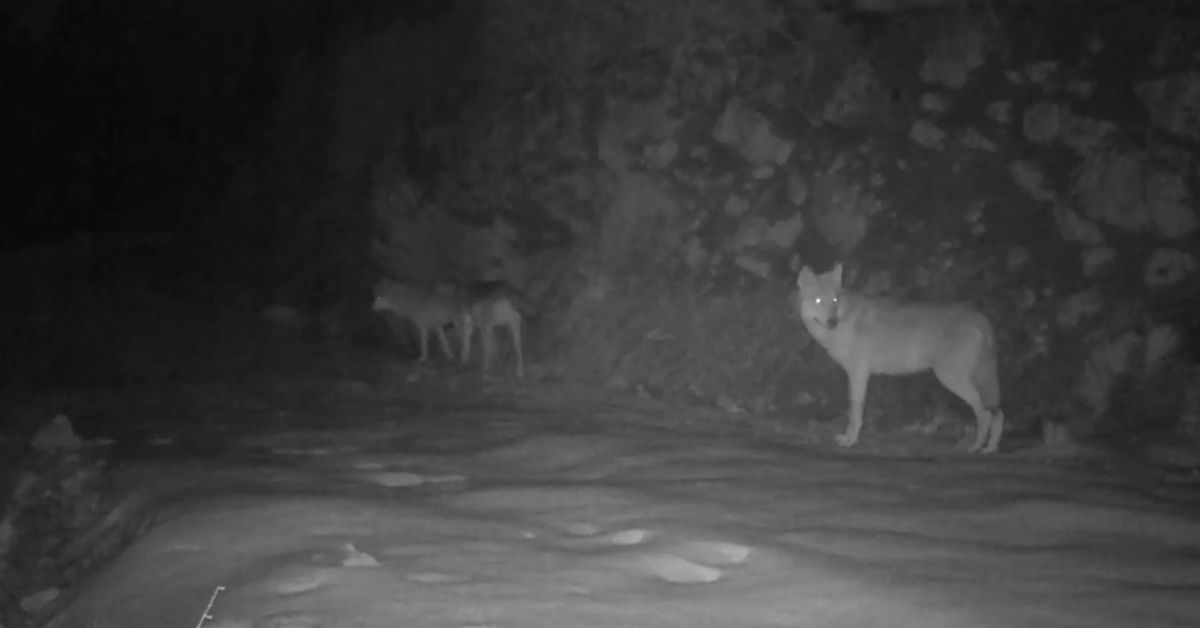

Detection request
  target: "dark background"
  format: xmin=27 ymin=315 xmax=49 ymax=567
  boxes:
xmin=3 ymin=0 xmax=454 ymax=251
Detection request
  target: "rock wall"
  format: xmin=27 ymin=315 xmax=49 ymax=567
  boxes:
xmin=341 ymin=0 xmax=1199 ymax=438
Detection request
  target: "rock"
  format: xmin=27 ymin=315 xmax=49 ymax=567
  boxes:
xmin=1144 ymin=325 xmax=1180 ymax=372
xmin=1074 ymin=151 xmax=1148 ymax=233
xmin=1025 ymin=60 xmax=1058 ymax=84
xmin=1060 ymin=115 xmax=1114 ymax=155
xmin=1005 ymin=246 xmax=1030 ymax=271
xmin=31 ymin=414 xmax=81 ymax=453
xmin=909 ymin=119 xmax=946 ymax=149
xmin=1136 ymin=72 xmax=1200 ymax=142
xmin=1009 ymin=160 xmax=1055 ymax=202
xmin=986 ymin=100 xmax=1012 ymax=123
xmin=1053 ymin=206 xmax=1104 ymax=244
xmin=1055 ymin=289 xmax=1102 ymax=329
xmin=712 ymin=98 xmax=793 ymax=166
xmin=1144 ymin=248 xmax=1198 ymax=288
xmin=1146 ymin=170 xmax=1196 ymax=238
xmin=1023 ymin=101 xmax=1062 ymax=144
xmin=1081 ymin=246 xmax=1115 ymax=276
xmin=605 ymin=375 xmax=629 ymax=391
xmin=919 ymin=28 xmax=987 ymax=88
xmin=20 ymin=588 xmax=58 ymax=613
xmin=919 ymin=92 xmax=950 ymax=113
xmin=824 ymin=61 xmax=884 ymax=126
xmin=262 ymin=304 xmax=307 ymax=330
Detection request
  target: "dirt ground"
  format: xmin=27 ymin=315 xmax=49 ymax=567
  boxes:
xmin=6 ymin=331 xmax=1193 ymax=628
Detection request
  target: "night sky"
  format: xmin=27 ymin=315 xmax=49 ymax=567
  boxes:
xmin=4 ymin=0 xmax=454 ymax=250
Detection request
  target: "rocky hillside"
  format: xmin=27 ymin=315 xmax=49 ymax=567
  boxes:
xmin=248 ymin=0 xmax=1199 ymax=442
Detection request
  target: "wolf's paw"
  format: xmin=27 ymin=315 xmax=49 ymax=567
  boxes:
xmin=970 ymin=443 xmax=999 ymax=455
xmin=965 ymin=434 xmax=999 ymax=455
xmin=835 ymin=432 xmax=858 ymax=447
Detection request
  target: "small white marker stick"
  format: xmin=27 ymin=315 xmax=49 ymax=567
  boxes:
xmin=193 ymin=585 xmax=226 ymax=628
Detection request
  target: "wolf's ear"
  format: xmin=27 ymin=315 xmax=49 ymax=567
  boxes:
xmin=829 ymin=264 xmax=843 ymax=287
xmin=796 ymin=266 xmax=815 ymax=288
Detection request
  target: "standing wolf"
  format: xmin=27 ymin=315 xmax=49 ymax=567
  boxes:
xmin=791 ymin=264 xmax=1005 ymax=454
xmin=371 ymin=280 xmax=463 ymax=362
xmin=456 ymin=280 xmax=530 ymax=379
xmin=371 ymin=278 xmax=530 ymax=378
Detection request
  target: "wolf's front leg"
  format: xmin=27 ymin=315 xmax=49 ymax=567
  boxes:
xmin=837 ymin=370 xmax=870 ymax=447
xmin=417 ymin=326 xmax=431 ymax=362
xmin=458 ymin=315 xmax=475 ymax=365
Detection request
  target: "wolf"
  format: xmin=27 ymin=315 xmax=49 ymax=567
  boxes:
xmin=455 ymin=280 xmax=531 ymax=379
xmin=371 ymin=279 xmax=464 ymax=362
xmin=791 ymin=264 xmax=1005 ymax=454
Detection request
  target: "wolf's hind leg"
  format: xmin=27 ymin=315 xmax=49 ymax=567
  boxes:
xmin=416 ymin=325 xmax=431 ymax=362
xmin=481 ymin=324 xmax=496 ymax=375
xmin=435 ymin=325 xmax=454 ymax=360
xmin=934 ymin=367 xmax=1001 ymax=454
xmin=506 ymin=310 xmax=524 ymax=379
xmin=458 ymin=314 xmax=475 ymax=365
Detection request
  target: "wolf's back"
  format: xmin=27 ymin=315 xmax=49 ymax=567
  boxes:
xmin=459 ymin=280 xmax=537 ymax=315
